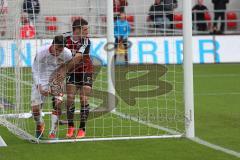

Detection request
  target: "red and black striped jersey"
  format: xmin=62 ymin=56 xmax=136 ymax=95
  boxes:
xmin=63 ymin=32 xmax=93 ymax=73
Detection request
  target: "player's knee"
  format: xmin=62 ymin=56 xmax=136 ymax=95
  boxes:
xmin=67 ymin=93 xmax=75 ymax=101
xmin=82 ymin=86 xmax=92 ymax=96
xmin=67 ymin=93 xmax=75 ymax=99
xmin=32 ymin=105 xmax=41 ymax=116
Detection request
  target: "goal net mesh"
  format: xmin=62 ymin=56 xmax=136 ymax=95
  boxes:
xmin=0 ymin=0 xmax=186 ymax=142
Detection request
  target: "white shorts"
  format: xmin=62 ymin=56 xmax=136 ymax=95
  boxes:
xmin=31 ymin=84 xmax=49 ymax=106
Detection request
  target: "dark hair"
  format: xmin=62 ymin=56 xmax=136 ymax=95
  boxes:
xmin=72 ymin=18 xmax=88 ymax=31
xmin=52 ymin=35 xmax=66 ymax=47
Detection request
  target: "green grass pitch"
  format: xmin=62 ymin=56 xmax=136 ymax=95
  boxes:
xmin=0 ymin=63 xmax=239 ymax=160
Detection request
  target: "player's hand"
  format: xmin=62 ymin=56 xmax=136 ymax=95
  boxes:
xmin=54 ymin=93 xmax=64 ymax=104
xmin=74 ymin=53 xmax=83 ymax=61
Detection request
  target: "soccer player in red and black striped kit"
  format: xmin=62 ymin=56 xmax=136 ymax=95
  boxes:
xmin=63 ymin=18 xmax=93 ymax=138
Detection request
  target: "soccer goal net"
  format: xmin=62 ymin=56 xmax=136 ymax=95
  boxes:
xmin=0 ymin=0 xmax=194 ymax=143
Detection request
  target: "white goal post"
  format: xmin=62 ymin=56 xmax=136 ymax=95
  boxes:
xmin=183 ymin=0 xmax=195 ymax=138
xmin=0 ymin=0 xmax=194 ymax=143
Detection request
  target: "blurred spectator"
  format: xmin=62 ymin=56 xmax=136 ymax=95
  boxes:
xmin=192 ymin=0 xmax=209 ymax=32
xmin=148 ymin=0 xmax=169 ymax=29
xmin=114 ymin=0 xmax=128 ymax=13
xmin=163 ymin=0 xmax=177 ymax=29
xmin=212 ymin=0 xmax=229 ymax=33
xmin=210 ymin=25 xmax=222 ymax=35
xmin=22 ymin=0 xmax=40 ymax=24
xmin=114 ymin=0 xmax=128 ymax=20
xmin=20 ymin=12 xmax=36 ymax=39
xmin=114 ymin=12 xmax=131 ymax=65
xmin=0 ymin=0 xmax=8 ymax=37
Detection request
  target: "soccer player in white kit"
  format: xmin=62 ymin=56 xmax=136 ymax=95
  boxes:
xmin=31 ymin=35 xmax=72 ymax=139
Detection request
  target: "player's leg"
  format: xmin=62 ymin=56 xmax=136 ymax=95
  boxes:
xmin=49 ymin=95 xmax=63 ymax=139
xmin=32 ymin=104 xmax=45 ymax=139
xmin=77 ymin=86 xmax=91 ymax=138
xmin=123 ymin=38 xmax=128 ymax=65
xmin=76 ymin=73 xmax=92 ymax=138
xmin=213 ymin=12 xmax=220 ymax=31
xmin=65 ymin=77 xmax=78 ymax=138
xmin=31 ymin=85 xmax=45 ymax=139
xmin=114 ymin=37 xmax=119 ymax=63
xmin=220 ymin=12 xmax=225 ymax=33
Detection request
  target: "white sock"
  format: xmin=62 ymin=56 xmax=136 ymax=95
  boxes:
xmin=51 ymin=114 xmax=58 ymax=132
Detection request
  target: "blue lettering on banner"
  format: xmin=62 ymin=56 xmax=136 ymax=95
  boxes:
xmin=0 ymin=37 xmax=231 ymax=67
xmin=11 ymin=43 xmax=32 ymax=67
xmin=0 ymin=47 xmax=4 ymax=66
xmin=176 ymin=40 xmax=183 ymax=64
xmin=138 ymin=41 xmax=157 ymax=63
xmin=199 ymin=40 xmax=220 ymax=63
xmin=128 ymin=45 xmax=132 ymax=63
xmin=90 ymin=41 xmax=107 ymax=65
xmin=164 ymin=40 xmax=169 ymax=64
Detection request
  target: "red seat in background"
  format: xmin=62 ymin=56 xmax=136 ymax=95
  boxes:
xmin=20 ymin=24 xmax=36 ymax=39
xmin=173 ymin=13 xmax=183 ymax=29
xmin=204 ymin=12 xmax=211 ymax=21
xmin=204 ymin=12 xmax=212 ymax=30
xmin=126 ymin=15 xmax=134 ymax=32
xmin=45 ymin=16 xmax=58 ymax=32
xmin=227 ymin=12 xmax=237 ymax=29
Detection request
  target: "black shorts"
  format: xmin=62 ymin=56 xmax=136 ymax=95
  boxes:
xmin=66 ymin=72 xmax=93 ymax=87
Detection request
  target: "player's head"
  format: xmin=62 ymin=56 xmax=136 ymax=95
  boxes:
xmin=119 ymin=12 xmax=126 ymax=21
xmin=197 ymin=0 xmax=203 ymax=5
xmin=50 ymin=35 xmax=66 ymax=56
xmin=154 ymin=0 xmax=161 ymax=5
xmin=72 ymin=18 xmax=89 ymax=39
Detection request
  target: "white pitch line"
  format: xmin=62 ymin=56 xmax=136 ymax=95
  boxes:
xmin=196 ymin=92 xmax=240 ymax=96
xmin=112 ymin=110 xmax=181 ymax=135
xmin=112 ymin=111 xmax=240 ymax=158
xmin=194 ymin=73 xmax=240 ymax=78
xmin=1 ymin=72 xmax=240 ymax=158
xmin=191 ymin=137 xmax=240 ymax=158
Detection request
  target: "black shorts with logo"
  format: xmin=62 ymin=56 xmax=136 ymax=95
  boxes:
xmin=66 ymin=72 xmax=93 ymax=87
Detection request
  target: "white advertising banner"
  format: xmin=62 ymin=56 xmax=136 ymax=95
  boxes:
xmin=0 ymin=35 xmax=240 ymax=67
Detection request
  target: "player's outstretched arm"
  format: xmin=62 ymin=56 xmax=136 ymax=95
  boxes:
xmin=49 ymin=38 xmax=88 ymax=96
xmin=48 ymin=52 xmax=83 ymax=96
xmin=64 ymin=38 xmax=89 ymax=73
xmin=65 ymin=53 xmax=83 ymax=73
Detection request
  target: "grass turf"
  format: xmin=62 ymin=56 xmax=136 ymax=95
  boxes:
xmin=0 ymin=63 xmax=239 ymax=160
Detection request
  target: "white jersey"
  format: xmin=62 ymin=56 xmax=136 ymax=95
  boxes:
xmin=32 ymin=45 xmax=72 ymax=85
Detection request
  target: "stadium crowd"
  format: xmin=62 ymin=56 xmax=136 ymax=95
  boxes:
xmin=0 ymin=0 xmax=239 ymax=39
